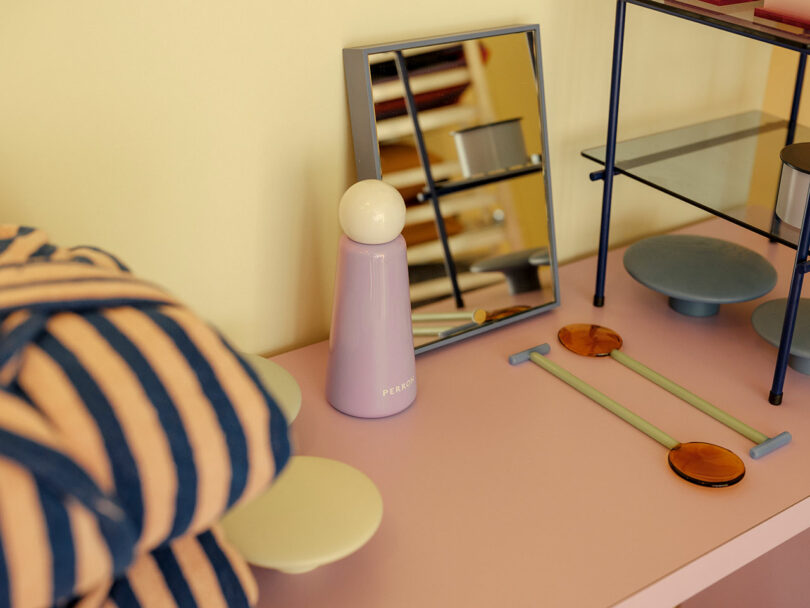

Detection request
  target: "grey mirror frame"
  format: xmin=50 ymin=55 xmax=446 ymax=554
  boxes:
xmin=343 ymin=24 xmax=560 ymax=354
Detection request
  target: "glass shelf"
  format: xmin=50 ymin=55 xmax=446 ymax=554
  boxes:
xmin=582 ymin=110 xmax=810 ymax=248
xmin=416 ymin=158 xmax=543 ymax=202
xmin=628 ymin=0 xmax=810 ymax=51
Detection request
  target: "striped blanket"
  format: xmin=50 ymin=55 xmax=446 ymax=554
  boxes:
xmin=0 ymin=226 xmax=291 ymax=607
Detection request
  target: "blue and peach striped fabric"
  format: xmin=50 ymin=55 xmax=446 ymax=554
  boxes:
xmin=0 ymin=226 xmax=291 ymax=607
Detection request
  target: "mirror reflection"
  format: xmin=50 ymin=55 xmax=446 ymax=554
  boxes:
xmin=344 ymin=26 xmax=558 ymax=353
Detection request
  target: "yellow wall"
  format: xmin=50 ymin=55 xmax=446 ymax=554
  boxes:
xmin=762 ymin=47 xmax=809 ymax=119
xmin=0 ymin=1 xmax=772 ymax=354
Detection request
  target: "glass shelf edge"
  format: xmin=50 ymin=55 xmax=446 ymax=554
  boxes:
xmin=581 ymin=149 xmax=799 ymax=249
xmin=580 ymin=109 xmax=809 ymax=250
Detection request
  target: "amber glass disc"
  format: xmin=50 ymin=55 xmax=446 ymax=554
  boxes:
xmin=558 ymin=323 xmax=623 ymax=357
xmin=667 ymin=442 xmax=745 ymax=488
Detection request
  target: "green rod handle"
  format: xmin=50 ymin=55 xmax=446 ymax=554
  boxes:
xmin=528 ymin=351 xmax=680 ymax=450
xmin=412 ymin=326 xmax=454 ymax=336
xmin=609 ymin=349 xmax=768 ymax=445
xmin=412 ymin=311 xmax=481 ymax=322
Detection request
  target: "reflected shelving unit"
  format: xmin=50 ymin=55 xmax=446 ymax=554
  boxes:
xmin=363 ymin=34 xmax=546 ymax=308
xmin=584 ymin=0 xmax=810 ymax=404
xmin=371 ymin=41 xmax=515 ymax=307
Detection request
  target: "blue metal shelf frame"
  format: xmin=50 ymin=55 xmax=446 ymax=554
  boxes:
xmin=592 ymin=0 xmax=810 ymax=405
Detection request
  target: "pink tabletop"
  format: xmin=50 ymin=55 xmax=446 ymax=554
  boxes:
xmin=254 ymin=219 xmax=810 ymax=607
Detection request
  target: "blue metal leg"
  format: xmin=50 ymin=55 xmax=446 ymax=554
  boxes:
xmin=769 ymin=189 xmax=810 ymax=405
xmin=594 ymin=0 xmax=627 ymax=307
xmin=786 ymin=52 xmax=807 ymax=147
xmin=394 ymin=51 xmax=465 ymax=308
xmin=770 ymin=53 xmax=805 ymax=243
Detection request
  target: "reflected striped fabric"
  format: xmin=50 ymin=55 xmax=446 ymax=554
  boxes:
xmin=0 ymin=226 xmax=291 ymax=607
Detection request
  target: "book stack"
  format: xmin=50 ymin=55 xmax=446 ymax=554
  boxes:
xmin=667 ymin=0 xmax=762 ymax=18
xmin=754 ymin=0 xmax=810 ymax=35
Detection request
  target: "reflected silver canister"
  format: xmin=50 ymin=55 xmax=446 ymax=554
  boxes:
xmin=452 ymin=118 xmax=528 ymax=178
xmin=776 ymin=143 xmax=810 ymax=229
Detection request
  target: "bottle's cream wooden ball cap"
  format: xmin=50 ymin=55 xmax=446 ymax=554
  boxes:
xmin=339 ymin=180 xmax=406 ymax=244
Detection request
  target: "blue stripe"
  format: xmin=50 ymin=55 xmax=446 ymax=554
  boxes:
xmin=197 ymin=531 xmax=249 ymax=607
xmin=0 ymin=227 xmax=35 ymax=256
xmin=0 ymin=429 xmax=135 ymax=575
xmin=144 ymin=309 xmax=248 ymax=507
xmin=0 ymin=312 xmax=48 ymax=370
xmin=223 ymin=342 xmax=291 ymax=479
xmin=0 ymin=527 xmax=9 ymax=608
xmin=70 ymin=256 xmax=94 ymax=265
xmin=109 ymin=578 xmax=141 ymax=608
xmin=31 ymin=243 xmax=57 ymax=260
xmin=38 ymin=333 xmax=145 ymax=539
xmin=153 ymin=546 xmax=198 ymax=608
xmin=86 ymin=312 xmax=198 ymax=540
xmin=36 ymin=479 xmax=75 ymax=602
xmin=0 ymin=226 xmax=34 ymax=253
xmin=0 ymin=297 xmax=170 ymax=318
xmin=70 ymin=246 xmax=130 ymax=272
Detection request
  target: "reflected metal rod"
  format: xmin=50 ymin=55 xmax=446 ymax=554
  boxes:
xmin=412 ymin=310 xmax=487 ymax=324
xmin=393 ymin=50 xmax=464 ymax=308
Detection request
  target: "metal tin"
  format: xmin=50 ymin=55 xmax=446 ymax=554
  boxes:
xmin=776 ymin=142 xmax=810 ymax=229
xmin=452 ymin=118 xmax=528 ymax=177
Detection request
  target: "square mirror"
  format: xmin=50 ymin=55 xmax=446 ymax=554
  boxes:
xmin=344 ymin=25 xmax=559 ymax=353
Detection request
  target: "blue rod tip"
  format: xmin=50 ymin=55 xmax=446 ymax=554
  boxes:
xmin=749 ymin=431 xmax=792 ymax=459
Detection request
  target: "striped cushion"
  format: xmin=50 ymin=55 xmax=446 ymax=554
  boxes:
xmin=0 ymin=226 xmax=291 ymax=607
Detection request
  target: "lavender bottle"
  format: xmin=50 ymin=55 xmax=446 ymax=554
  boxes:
xmin=326 ymin=180 xmax=417 ymax=418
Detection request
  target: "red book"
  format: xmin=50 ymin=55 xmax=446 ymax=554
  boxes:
xmin=754 ymin=7 xmax=810 ymax=30
xmin=697 ymin=0 xmax=758 ymax=5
